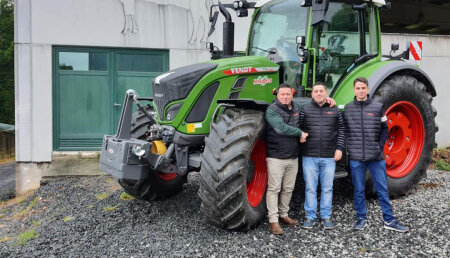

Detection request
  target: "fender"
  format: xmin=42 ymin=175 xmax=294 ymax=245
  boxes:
xmin=368 ymin=61 xmax=436 ymax=97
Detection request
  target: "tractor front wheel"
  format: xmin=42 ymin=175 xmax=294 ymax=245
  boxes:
xmin=372 ymin=75 xmax=437 ymax=197
xmin=198 ymin=109 xmax=268 ymax=231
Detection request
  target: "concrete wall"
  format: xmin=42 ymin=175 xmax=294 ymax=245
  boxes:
xmin=381 ymin=34 xmax=450 ymax=148
xmin=14 ymin=0 xmax=253 ymax=163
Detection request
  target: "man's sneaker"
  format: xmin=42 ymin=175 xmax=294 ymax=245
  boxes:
xmin=384 ymin=220 xmax=409 ymax=232
xmin=353 ymin=218 xmax=367 ymax=230
xmin=302 ymin=219 xmax=315 ymax=229
xmin=322 ymin=219 xmax=335 ymax=229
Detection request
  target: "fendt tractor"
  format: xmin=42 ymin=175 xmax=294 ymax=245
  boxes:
xmin=100 ymin=0 xmax=437 ymax=231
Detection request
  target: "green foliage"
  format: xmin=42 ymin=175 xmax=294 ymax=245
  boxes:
xmin=103 ymin=203 xmax=120 ymax=212
xmin=17 ymin=230 xmax=38 ymax=245
xmin=435 ymin=159 xmax=450 ymax=171
xmin=120 ymin=192 xmax=135 ymax=201
xmin=0 ymin=1 xmax=14 ymax=124
xmin=63 ymin=216 xmax=73 ymax=222
xmin=96 ymin=192 xmax=109 ymax=200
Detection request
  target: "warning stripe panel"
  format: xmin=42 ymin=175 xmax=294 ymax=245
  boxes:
xmin=410 ymin=41 xmax=422 ymax=61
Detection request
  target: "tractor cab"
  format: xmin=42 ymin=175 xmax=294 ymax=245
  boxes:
xmin=248 ymin=0 xmax=382 ymax=96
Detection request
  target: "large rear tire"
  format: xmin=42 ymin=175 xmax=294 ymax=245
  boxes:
xmin=198 ymin=109 xmax=268 ymax=231
xmin=118 ymin=106 xmax=186 ymax=201
xmin=372 ymin=75 xmax=437 ymax=197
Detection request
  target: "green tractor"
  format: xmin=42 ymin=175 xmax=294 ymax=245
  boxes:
xmin=100 ymin=0 xmax=437 ymax=231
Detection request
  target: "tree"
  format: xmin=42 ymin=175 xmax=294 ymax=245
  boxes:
xmin=0 ymin=0 xmax=14 ymax=125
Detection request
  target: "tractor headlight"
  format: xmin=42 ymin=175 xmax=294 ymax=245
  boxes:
xmin=165 ymin=103 xmax=183 ymax=121
xmin=132 ymin=145 xmax=146 ymax=158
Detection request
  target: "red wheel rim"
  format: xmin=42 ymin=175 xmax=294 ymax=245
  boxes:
xmin=158 ymin=172 xmax=177 ymax=181
xmin=247 ymin=139 xmax=268 ymax=207
xmin=385 ymin=101 xmax=424 ymax=178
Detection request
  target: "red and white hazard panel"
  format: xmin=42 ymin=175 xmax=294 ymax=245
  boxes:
xmin=409 ymin=41 xmax=422 ymax=61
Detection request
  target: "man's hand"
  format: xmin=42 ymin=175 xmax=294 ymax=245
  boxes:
xmin=326 ymin=97 xmax=336 ymax=107
xmin=334 ymin=150 xmax=342 ymax=161
xmin=300 ymin=132 xmax=308 ymax=143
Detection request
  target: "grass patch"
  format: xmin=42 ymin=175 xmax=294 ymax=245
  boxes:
xmin=88 ymin=204 xmax=94 ymax=209
xmin=103 ymin=204 xmax=120 ymax=212
xmin=105 ymin=178 xmax=114 ymax=183
xmin=17 ymin=230 xmax=38 ymax=245
xmin=16 ymin=195 xmax=40 ymax=218
xmin=435 ymin=159 xmax=450 ymax=171
xmin=0 ymin=156 xmax=15 ymax=165
xmin=431 ymin=148 xmax=450 ymax=171
xmin=0 ymin=236 xmax=12 ymax=243
xmin=63 ymin=216 xmax=73 ymax=222
xmin=32 ymin=220 xmax=40 ymax=226
xmin=120 ymin=192 xmax=135 ymax=201
xmin=96 ymin=192 xmax=109 ymax=200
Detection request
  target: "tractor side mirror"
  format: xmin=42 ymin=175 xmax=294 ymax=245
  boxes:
xmin=391 ymin=43 xmax=399 ymax=52
xmin=296 ymin=36 xmax=308 ymax=63
xmin=296 ymin=36 xmax=306 ymax=47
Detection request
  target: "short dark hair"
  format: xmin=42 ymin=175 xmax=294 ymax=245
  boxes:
xmin=278 ymin=83 xmax=291 ymax=89
xmin=354 ymin=77 xmax=369 ymax=87
xmin=312 ymin=81 xmax=326 ymax=90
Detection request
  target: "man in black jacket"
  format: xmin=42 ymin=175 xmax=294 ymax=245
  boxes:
xmin=299 ymin=82 xmax=345 ymax=229
xmin=345 ymin=77 xmax=408 ymax=232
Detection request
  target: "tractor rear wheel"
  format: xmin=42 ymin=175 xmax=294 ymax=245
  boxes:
xmin=372 ymin=75 xmax=437 ymax=197
xmin=118 ymin=106 xmax=186 ymax=201
xmin=198 ymin=109 xmax=268 ymax=231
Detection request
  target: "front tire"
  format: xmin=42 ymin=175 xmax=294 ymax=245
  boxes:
xmin=118 ymin=106 xmax=186 ymax=201
xmin=198 ymin=109 xmax=268 ymax=231
xmin=372 ymin=75 xmax=437 ymax=197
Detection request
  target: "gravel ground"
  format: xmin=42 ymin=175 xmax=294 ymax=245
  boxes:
xmin=0 ymin=169 xmax=449 ymax=257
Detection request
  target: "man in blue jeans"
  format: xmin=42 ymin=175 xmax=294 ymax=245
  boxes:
xmin=344 ymin=77 xmax=409 ymax=232
xmin=299 ymin=82 xmax=345 ymax=229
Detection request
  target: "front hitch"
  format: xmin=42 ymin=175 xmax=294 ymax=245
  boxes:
xmin=99 ymin=90 xmax=175 ymax=180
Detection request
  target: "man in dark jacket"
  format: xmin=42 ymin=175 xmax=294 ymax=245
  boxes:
xmin=299 ymin=82 xmax=345 ymax=230
xmin=265 ymin=84 xmax=306 ymax=235
xmin=344 ymin=77 xmax=408 ymax=232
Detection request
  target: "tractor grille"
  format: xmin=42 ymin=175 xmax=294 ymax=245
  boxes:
xmin=232 ymin=77 xmax=246 ymax=89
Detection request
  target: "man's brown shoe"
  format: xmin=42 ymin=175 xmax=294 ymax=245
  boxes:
xmin=280 ymin=216 xmax=299 ymax=226
xmin=269 ymin=222 xmax=284 ymax=235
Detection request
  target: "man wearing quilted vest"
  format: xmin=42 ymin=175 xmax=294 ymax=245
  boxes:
xmin=345 ymin=77 xmax=409 ymax=232
xmin=299 ymin=82 xmax=345 ymax=230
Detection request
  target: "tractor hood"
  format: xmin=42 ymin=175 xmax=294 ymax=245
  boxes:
xmin=153 ymin=63 xmax=218 ymax=120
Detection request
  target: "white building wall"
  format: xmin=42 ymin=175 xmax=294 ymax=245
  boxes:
xmin=381 ymin=34 xmax=450 ymax=148
xmin=15 ymin=0 xmax=253 ymax=163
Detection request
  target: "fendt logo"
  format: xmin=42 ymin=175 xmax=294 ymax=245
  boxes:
xmin=222 ymin=66 xmax=279 ymax=75
xmin=253 ymin=75 xmax=272 ymax=86
xmin=223 ymin=66 xmax=255 ymax=75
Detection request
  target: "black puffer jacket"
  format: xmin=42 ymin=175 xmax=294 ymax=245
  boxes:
xmin=265 ymin=99 xmax=302 ymax=159
xmin=300 ymin=101 xmax=345 ymax=158
xmin=344 ymin=97 xmax=389 ymax=161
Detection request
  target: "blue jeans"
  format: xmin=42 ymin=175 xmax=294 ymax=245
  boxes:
xmin=350 ymin=159 xmax=394 ymax=222
xmin=302 ymin=156 xmax=335 ymax=220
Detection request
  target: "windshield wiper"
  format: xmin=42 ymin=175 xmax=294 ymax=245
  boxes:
xmin=252 ymin=46 xmax=277 ymax=54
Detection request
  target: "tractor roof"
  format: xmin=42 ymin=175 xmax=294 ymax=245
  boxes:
xmin=255 ymin=0 xmax=387 ymax=8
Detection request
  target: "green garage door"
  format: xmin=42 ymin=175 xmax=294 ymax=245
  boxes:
xmin=53 ymin=47 xmax=169 ymax=151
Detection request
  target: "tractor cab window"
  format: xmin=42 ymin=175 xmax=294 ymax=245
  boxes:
xmin=311 ymin=3 xmax=378 ymax=91
xmin=249 ymin=0 xmax=308 ymax=92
